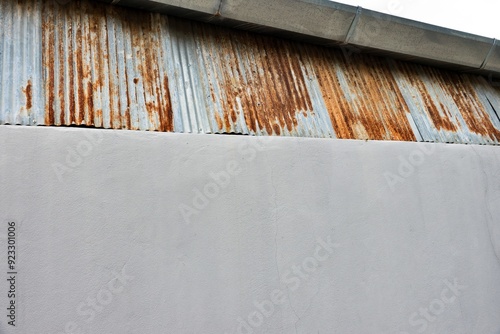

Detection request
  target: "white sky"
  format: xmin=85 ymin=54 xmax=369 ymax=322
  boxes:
xmin=334 ymin=0 xmax=500 ymax=38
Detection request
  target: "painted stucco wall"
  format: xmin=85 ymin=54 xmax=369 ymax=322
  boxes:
xmin=0 ymin=126 xmax=499 ymax=334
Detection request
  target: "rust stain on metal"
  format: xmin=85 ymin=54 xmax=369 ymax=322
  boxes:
xmin=307 ymin=47 xmax=416 ymax=141
xmin=23 ymin=80 xmax=33 ymax=111
xmin=75 ymin=10 xmax=84 ymax=125
xmin=397 ymin=63 xmax=458 ymax=132
xmin=396 ymin=62 xmax=500 ymax=140
xmin=39 ymin=1 xmax=418 ymax=138
xmin=57 ymin=4 xmax=66 ymax=125
xmin=36 ymin=0 xmax=500 ymax=142
xmin=67 ymin=10 xmax=75 ymax=125
xmin=439 ymin=71 xmax=500 ymax=140
xmin=160 ymin=75 xmax=173 ymax=132
xmin=42 ymin=0 xmax=55 ymax=125
xmin=41 ymin=0 xmax=173 ymax=131
xmin=195 ymin=20 xmax=313 ymax=135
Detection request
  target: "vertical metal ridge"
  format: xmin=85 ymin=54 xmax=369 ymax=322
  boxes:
xmin=0 ymin=0 xmax=42 ymax=126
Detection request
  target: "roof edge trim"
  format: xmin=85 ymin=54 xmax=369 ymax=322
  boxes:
xmin=343 ymin=6 xmax=362 ymax=45
xmin=99 ymin=0 xmax=500 ymax=77
xmin=481 ymin=39 xmax=497 ymax=70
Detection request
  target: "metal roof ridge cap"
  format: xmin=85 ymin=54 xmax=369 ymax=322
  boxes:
xmin=354 ymin=6 xmax=493 ymax=40
xmin=106 ymin=1 xmax=493 ymax=42
xmin=480 ymin=39 xmax=497 ymax=70
xmin=346 ymin=5 xmax=496 ymax=71
xmin=101 ymin=0 xmax=500 ymax=75
xmin=343 ymin=6 xmax=362 ymax=45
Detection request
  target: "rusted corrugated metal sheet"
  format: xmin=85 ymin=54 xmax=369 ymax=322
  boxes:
xmin=167 ymin=18 xmax=336 ymax=137
xmin=41 ymin=0 xmax=172 ymax=131
xmin=0 ymin=0 xmax=43 ymax=126
xmin=392 ymin=61 xmax=500 ymax=144
xmin=1 ymin=0 xmax=500 ymax=145
xmin=168 ymin=18 xmax=499 ymax=143
xmin=304 ymin=48 xmax=417 ymax=141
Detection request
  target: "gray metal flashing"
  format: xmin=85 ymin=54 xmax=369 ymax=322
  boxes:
xmin=218 ymin=0 xmax=357 ymax=43
xmin=343 ymin=6 xmax=362 ymax=45
xmin=483 ymin=39 xmax=500 ymax=73
xmin=346 ymin=8 xmax=493 ymax=70
xmin=101 ymin=0 xmax=500 ymax=77
xmin=481 ymin=39 xmax=497 ymax=70
xmin=104 ymin=0 xmax=221 ymax=21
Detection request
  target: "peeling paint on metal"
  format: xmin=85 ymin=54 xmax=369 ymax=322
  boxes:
xmin=1 ymin=0 xmax=500 ymax=145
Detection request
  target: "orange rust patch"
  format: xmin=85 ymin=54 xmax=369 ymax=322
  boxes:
xmin=67 ymin=13 xmax=75 ymax=125
xmin=23 ymin=80 xmax=33 ymax=111
xmin=396 ymin=62 xmax=500 ymax=140
xmin=57 ymin=4 xmax=66 ymax=125
xmin=308 ymin=47 xmax=416 ymax=141
xmin=214 ymin=111 xmax=223 ymax=130
xmin=160 ymin=75 xmax=173 ymax=132
xmin=193 ymin=19 xmax=313 ymax=135
xmin=397 ymin=63 xmax=457 ymax=132
xmin=42 ymin=0 xmax=55 ymax=125
xmin=442 ymin=71 xmax=500 ymax=140
xmin=75 ymin=13 xmax=84 ymax=125
xmin=41 ymin=0 xmax=173 ymax=131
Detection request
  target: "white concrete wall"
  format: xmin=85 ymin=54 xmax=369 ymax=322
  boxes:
xmin=0 ymin=126 xmax=499 ymax=334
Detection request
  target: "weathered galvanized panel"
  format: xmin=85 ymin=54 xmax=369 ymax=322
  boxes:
xmin=391 ymin=61 xmax=500 ymax=144
xmin=165 ymin=18 xmax=422 ymax=140
xmin=156 ymin=14 xmax=500 ymax=142
xmin=1 ymin=0 xmax=500 ymax=145
xmin=167 ymin=18 xmax=337 ymax=137
xmin=0 ymin=0 xmax=43 ymax=126
xmin=42 ymin=0 xmax=173 ymax=131
xmin=303 ymin=47 xmax=417 ymax=141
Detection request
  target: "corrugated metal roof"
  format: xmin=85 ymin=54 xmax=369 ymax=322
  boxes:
xmin=392 ymin=62 xmax=500 ymax=144
xmin=42 ymin=0 xmax=173 ymax=131
xmin=1 ymin=0 xmax=500 ymax=145
xmin=0 ymin=0 xmax=43 ymax=126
